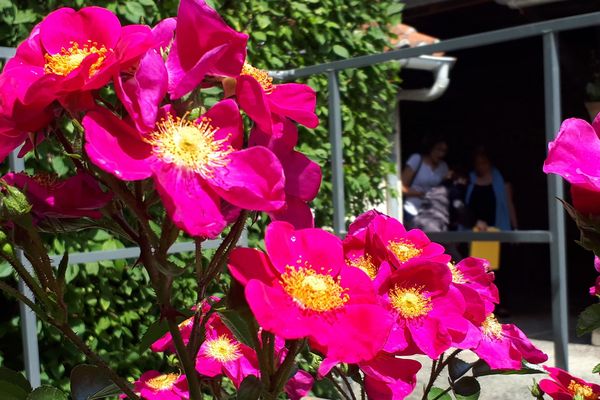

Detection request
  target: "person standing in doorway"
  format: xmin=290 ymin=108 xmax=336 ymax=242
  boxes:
xmin=466 ymin=147 xmax=518 ymax=317
xmin=466 ymin=147 xmax=518 ymax=231
xmin=401 ymin=135 xmax=449 ymax=228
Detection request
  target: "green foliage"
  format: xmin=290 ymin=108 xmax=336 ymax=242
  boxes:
xmin=27 ymin=386 xmax=68 ymax=400
xmin=428 ymin=387 xmax=452 ymax=400
xmin=0 ymin=0 xmax=402 ymax=393
xmin=577 ymin=303 xmax=600 ymax=336
xmin=214 ymin=0 xmax=401 ymax=226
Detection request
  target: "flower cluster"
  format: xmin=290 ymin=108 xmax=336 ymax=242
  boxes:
xmin=228 ymin=211 xmax=547 ymax=399
xmin=0 ymin=0 xmax=320 ymax=237
xmin=145 ymin=299 xmax=313 ymax=400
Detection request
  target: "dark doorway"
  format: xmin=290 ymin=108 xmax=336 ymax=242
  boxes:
xmin=399 ymin=2 xmax=600 ymax=340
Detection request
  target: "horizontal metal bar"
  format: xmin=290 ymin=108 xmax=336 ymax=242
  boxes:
xmin=48 ymin=239 xmax=222 ymax=265
xmin=0 ymin=46 xmax=15 ymax=60
xmin=271 ymin=10 xmax=600 ymax=79
xmin=426 ymin=230 xmax=552 ymax=243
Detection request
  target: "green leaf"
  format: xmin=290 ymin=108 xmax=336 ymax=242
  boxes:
xmin=65 ymin=264 xmax=79 ymax=284
xmin=0 ymin=381 xmax=28 ymax=400
xmin=218 ymin=310 xmax=256 ymax=349
xmin=26 ymin=386 xmax=68 ymax=400
xmin=472 ymin=359 xmax=545 ymax=377
xmin=386 ymin=3 xmax=405 ymax=16
xmin=255 ymin=15 xmax=270 ymax=29
xmin=99 ymin=296 xmax=110 ymax=311
xmin=332 ymin=45 xmax=349 ymax=58
xmin=236 ymin=375 xmax=263 ymax=400
xmin=88 ymin=383 xmax=121 ymax=399
xmin=448 ymin=357 xmax=473 ymax=382
xmin=593 ymin=363 xmax=600 ymax=374
xmin=0 ymin=367 xmax=32 ymax=393
xmin=452 ymin=377 xmax=480 ymax=400
xmin=70 ymin=364 xmax=113 ymax=400
xmin=427 ymin=387 xmax=451 ymax=400
xmin=0 ymin=261 xmax=12 ymax=277
xmin=56 ymin=251 xmax=68 ymax=285
xmin=124 ymin=1 xmax=145 ymax=23
xmin=253 ymin=31 xmax=267 ymax=42
xmin=577 ymin=303 xmax=600 ymax=336
xmin=137 ymin=319 xmax=170 ymax=353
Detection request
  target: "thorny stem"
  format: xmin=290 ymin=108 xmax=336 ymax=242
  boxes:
xmin=422 ymin=358 xmax=440 ymax=400
xmin=194 ymin=238 xmax=204 ymax=302
xmin=328 ymin=375 xmax=353 ymax=400
xmin=263 ymin=330 xmax=275 ymax=376
xmin=334 ymin=367 xmax=357 ymax=400
xmin=0 ymin=250 xmax=48 ymax=308
xmin=421 ymin=349 xmax=463 ymax=400
xmin=56 ymin=322 xmax=139 ymax=400
xmin=361 ymin=379 xmax=366 ymax=400
xmin=270 ymin=340 xmax=303 ymax=396
xmin=109 ymin=211 xmax=140 ymax=243
xmin=187 ymin=212 xmax=248 ymax=358
xmin=436 ymin=349 xmax=462 ymax=374
xmin=0 ymin=280 xmax=46 ymax=318
xmin=16 ymin=225 xmax=59 ymax=295
xmin=205 ymin=211 xmax=248 ymax=274
xmin=167 ymin=317 xmax=203 ymax=400
xmin=101 ymin=172 xmax=159 ymax=247
xmin=52 ymin=127 xmax=86 ymax=171
xmin=249 ymin=319 xmax=271 ymax=390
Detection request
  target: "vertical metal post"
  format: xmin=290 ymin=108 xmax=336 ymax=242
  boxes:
xmin=386 ymin=101 xmax=401 ymax=220
xmin=328 ymin=70 xmax=346 ymax=235
xmin=543 ymin=32 xmax=569 ymax=370
xmin=9 ymin=149 xmax=41 ymax=387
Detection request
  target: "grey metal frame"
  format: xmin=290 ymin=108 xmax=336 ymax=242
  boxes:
xmin=3 ymin=8 xmax=599 ymax=384
xmin=271 ymin=11 xmax=600 ymax=371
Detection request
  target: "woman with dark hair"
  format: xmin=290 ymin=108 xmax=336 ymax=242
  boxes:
xmin=466 ymin=147 xmax=518 ymax=231
xmin=401 ymin=135 xmax=449 ymax=227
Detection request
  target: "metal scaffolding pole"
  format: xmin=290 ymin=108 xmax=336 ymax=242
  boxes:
xmin=9 ymin=150 xmax=41 ymax=388
xmin=543 ymin=31 xmax=569 ymax=370
xmin=328 ymin=70 xmax=346 ymax=236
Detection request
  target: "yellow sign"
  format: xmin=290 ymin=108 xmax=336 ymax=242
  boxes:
xmin=470 ymin=227 xmax=500 ymax=270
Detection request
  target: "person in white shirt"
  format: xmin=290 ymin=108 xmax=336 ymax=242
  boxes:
xmin=401 ymin=136 xmax=449 ymax=227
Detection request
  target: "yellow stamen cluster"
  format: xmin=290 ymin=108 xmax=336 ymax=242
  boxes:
xmin=147 ymin=115 xmax=233 ymax=178
xmin=31 ymin=172 xmax=59 ymax=189
xmin=281 ymin=266 xmax=349 ymax=312
xmin=178 ymin=317 xmax=193 ymax=329
xmin=204 ymin=335 xmax=242 ymax=363
xmin=241 ymin=63 xmax=275 ymax=94
xmin=389 ymin=285 xmax=432 ymax=319
xmin=448 ymin=262 xmax=466 ymax=284
xmin=146 ymin=373 xmax=179 ymax=391
xmin=567 ymin=380 xmax=597 ymax=400
xmin=348 ymin=255 xmax=377 ymax=280
xmin=481 ymin=314 xmax=503 ymax=340
xmin=388 ymin=240 xmax=423 ymax=263
xmin=44 ymin=40 xmax=111 ymax=77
